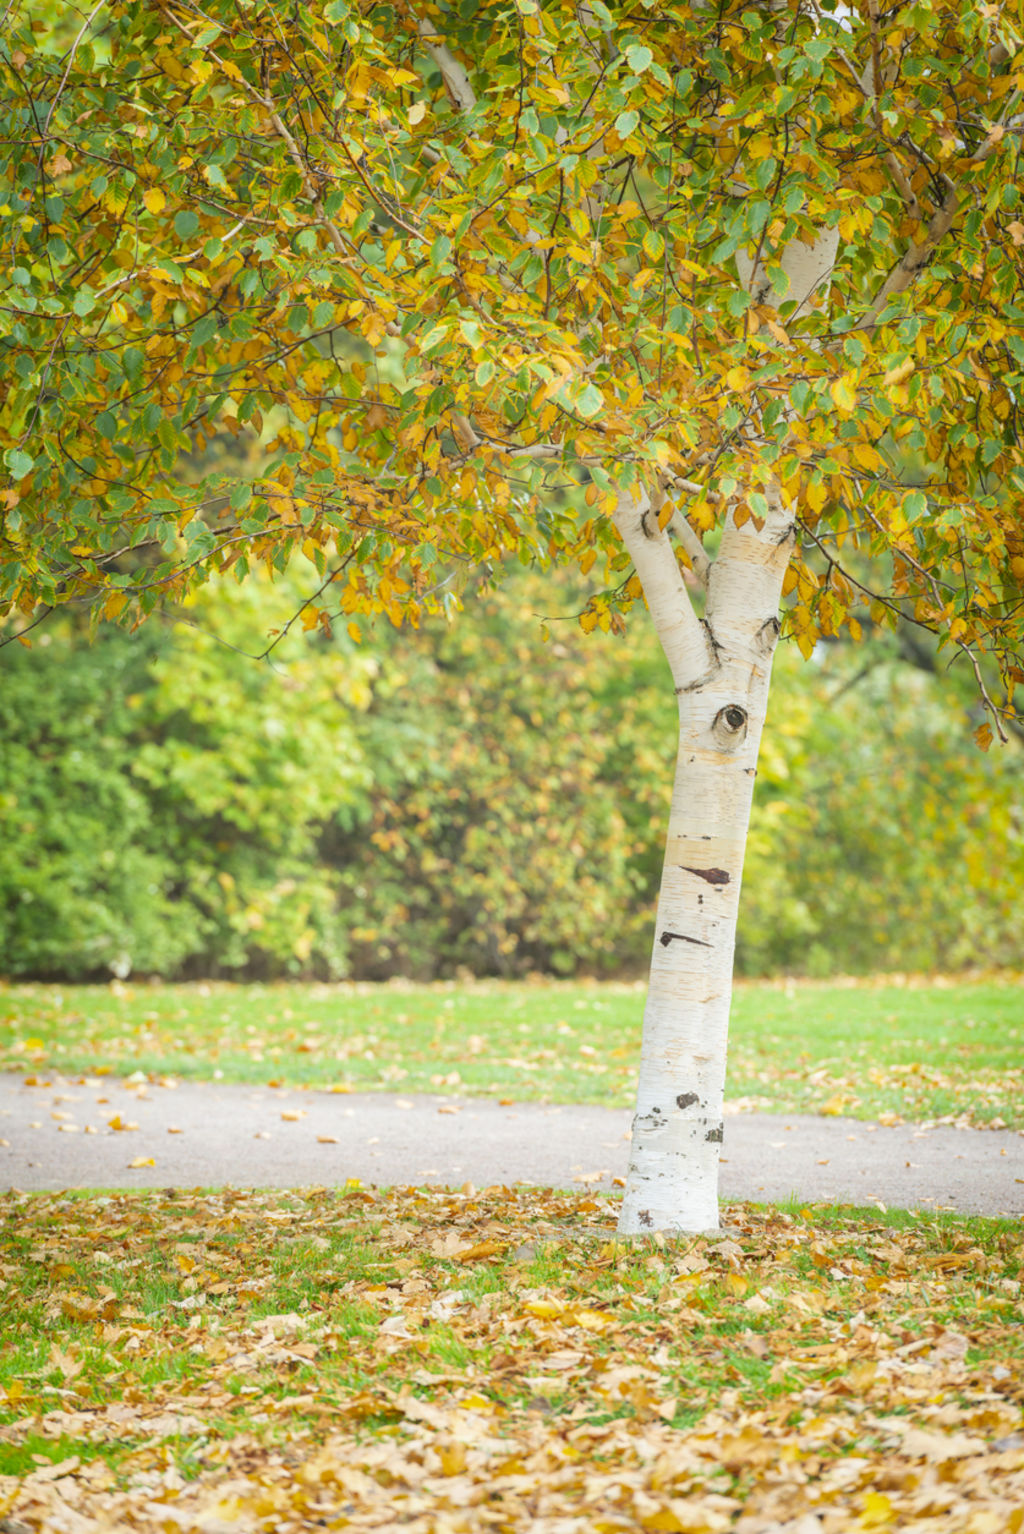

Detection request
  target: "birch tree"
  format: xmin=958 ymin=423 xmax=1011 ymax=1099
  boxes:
xmin=3 ymin=0 xmax=1024 ymax=1231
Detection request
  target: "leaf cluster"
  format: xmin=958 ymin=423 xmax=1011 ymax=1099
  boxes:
xmin=1 ymin=0 xmax=1023 ymax=718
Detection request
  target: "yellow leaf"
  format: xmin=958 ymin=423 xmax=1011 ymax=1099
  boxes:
xmin=804 ymin=478 xmax=827 ymax=515
xmin=883 ymin=356 xmax=914 ymax=387
xmin=569 ymin=1307 xmax=611 ymax=1332
xmin=861 ymin=1491 xmax=895 ymax=1528
xmin=637 ymin=1504 xmax=687 ymax=1531
xmin=407 ymin=101 xmax=426 ymax=126
xmin=144 ymin=187 xmax=166 ymax=215
xmin=852 ymin=442 xmax=880 ymax=472
xmin=128 ymin=1156 xmax=155 ymax=1168
xmin=525 ymin=1299 xmax=564 ymax=1319
xmin=438 ymin=1442 xmax=467 ymax=1475
xmin=725 ymin=365 xmax=751 ymax=393
xmin=830 ymin=375 xmax=857 ymax=413
xmin=975 ymin=723 xmax=993 ymax=751
xmin=454 ymin=1239 xmax=505 ymax=1262
xmin=579 ymin=608 xmax=599 ymax=634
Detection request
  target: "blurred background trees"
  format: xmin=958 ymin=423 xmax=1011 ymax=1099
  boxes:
xmin=2 ymin=564 xmax=1020 ymax=983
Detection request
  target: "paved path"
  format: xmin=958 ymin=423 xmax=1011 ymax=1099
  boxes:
xmin=2 ymin=1072 xmax=1022 ymax=1216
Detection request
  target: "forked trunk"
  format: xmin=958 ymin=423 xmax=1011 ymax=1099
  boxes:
xmin=613 ymin=486 xmax=794 ymax=1234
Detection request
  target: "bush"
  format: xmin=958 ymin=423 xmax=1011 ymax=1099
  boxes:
xmin=329 ymin=578 xmax=662 ymax=977
xmin=2 ymin=565 xmax=1020 ymax=980
xmin=0 ymin=574 xmax=374 ymax=979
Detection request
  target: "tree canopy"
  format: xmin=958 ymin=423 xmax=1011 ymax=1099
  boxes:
xmin=3 ymin=0 xmax=1024 ymax=737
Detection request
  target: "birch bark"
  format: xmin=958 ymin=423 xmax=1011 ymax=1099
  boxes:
xmin=615 ymin=488 xmax=794 ymax=1234
xmin=614 ymin=189 xmax=844 ymax=1236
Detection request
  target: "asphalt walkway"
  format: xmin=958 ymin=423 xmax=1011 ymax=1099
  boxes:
xmin=2 ymin=1072 xmax=1022 ymax=1216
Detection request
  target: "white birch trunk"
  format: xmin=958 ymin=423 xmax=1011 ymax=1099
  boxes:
xmin=615 ymin=489 xmax=795 ymax=1235
xmin=612 ymin=199 xmax=840 ymax=1234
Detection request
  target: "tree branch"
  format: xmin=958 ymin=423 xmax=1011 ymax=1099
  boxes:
xmin=416 ymin=13 xmax=476 ymax=111
xmin=861 ymin=92 xmax=1017 ymax=328
xmin=613 ymin=485 xmax=715 ymax=693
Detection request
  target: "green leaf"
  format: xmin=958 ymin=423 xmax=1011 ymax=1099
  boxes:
xmin=615 ymin=110 xmax=639 ymax=138
xmin=624 ymin=44 xmax=653 ymax=74
xmin=191 ymin=313 xmax=220 ymax=349
xmin=156 ymin=257 xmax=185 ymax=284
xmin=642 ymin=228 xmax=664 ymax=261
xmin=575 ymin=382 xmax=605 ymax=419
xmin=174 ymin=209 xmax=200 ymax=241
xmin=4 ymin=449 xmax=34 ymax=480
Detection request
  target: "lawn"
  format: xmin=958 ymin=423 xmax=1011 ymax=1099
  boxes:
xmin=2 ymin=974 xmax=1022 ymax=1127
xmin=1 ymin=1185 xmax=1022 ymax=1530
xmin=2 ymin=980 xmax=1022 ymax=1526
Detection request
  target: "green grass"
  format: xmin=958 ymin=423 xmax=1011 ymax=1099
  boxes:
xmin=0 ymin=1186 xmax=1021 ymax=1521
xmin=2 ymin=975 xmax=1022 ymax=1125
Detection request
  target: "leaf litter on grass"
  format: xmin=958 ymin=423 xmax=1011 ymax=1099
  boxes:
xmin=3 ymin=976 xmax=1023 ymax=1128
xmin=1 ymin=1185 xmax=1023 ymax=1531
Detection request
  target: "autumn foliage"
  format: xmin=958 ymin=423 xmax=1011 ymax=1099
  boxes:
xmin=1 ymin=0 xmax=1023 ymax=735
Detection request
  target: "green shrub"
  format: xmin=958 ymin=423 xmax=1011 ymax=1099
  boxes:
xmin=2 ymin=566 xmax=1020 ymax=980
xmin=0 ymin=629 xmax=200 ymax=977
xmin=0 ymin=574 xmax=373 ymax=980
xmin=330 ymin=580 xmax=658 ymax=977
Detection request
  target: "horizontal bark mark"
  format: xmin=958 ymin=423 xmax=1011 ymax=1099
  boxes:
xmin=680 ymin=866 xmax=731 ymax=886
xmin=659 ymin=930 xmax=713 ymax=948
